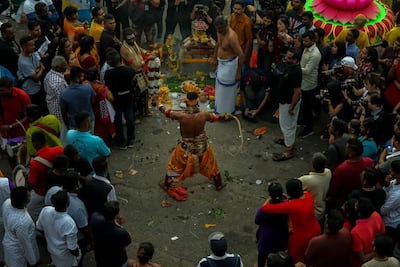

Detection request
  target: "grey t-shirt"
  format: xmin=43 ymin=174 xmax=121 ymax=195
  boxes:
xmin=17 ymin=52 xmax=41 ymax=95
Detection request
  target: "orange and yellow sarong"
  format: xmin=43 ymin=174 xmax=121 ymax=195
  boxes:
xmin=167 ymin=133 xmax=219 ymax=181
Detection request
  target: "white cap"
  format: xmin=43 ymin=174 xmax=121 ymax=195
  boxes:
xmin=341 ymin=56 xmax=358 ymax=70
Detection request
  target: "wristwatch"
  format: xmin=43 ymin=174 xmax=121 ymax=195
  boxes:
xmin=8 ymin=124 xmax=13 ymax=129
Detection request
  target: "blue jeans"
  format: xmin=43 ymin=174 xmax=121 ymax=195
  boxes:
xmin=114 ymin=101 xmax=135 ymax=145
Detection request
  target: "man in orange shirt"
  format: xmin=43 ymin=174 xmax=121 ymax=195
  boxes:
xmin=63 ymin=6 xmax=88 ymax=50
xmin=230 ymin=0 xmax=253 ymax=68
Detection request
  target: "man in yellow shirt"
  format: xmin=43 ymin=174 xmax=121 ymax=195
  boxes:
xmin=89 ymin=7 xmax=105 ymax=53
xmin=334 ymin=14 xmax=370 ymax=49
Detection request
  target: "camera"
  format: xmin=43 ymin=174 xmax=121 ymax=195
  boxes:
xmin=316 ymin=89 xmax=330 ymax=101
xmin=196 ymin=4 xmax=205 ymax=11
xmin=351 ymin=96 xmax=368 ymax=107
xmin=253 ymin=24 xmax=263 ymax=32
xmin=194 ymin=4 xmax=206 ymax=19
xmin=340 ymin=78 xmax=357 ymax=91
xmin=322 ymin=65 xmax=343 ymax=76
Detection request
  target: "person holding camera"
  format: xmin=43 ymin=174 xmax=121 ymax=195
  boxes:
xmin=321 ymin=84 xmax=353 ymax=123
xmin=190 ymin=0 xmax=217 ymax=40
xmin=328 ymin=56 xmax=360 ymax=120
xmin=255 ymin=10 xmax=276 ymax=74
xmin=344 ymin=73 xmax=383 ymax=120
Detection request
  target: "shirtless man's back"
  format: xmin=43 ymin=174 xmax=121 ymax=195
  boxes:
xmin=172 ymin=111 xmax=212 ymax=138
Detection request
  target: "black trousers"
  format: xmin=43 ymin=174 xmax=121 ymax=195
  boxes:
xmin=300 ymin=88 xmax=318 ymax=129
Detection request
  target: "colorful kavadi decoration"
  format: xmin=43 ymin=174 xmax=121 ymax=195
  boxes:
xmin=308 ymin=0 xmax=395 ymax=43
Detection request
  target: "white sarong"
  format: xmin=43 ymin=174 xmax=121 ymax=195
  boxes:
xmin=279 ymin=100 xmax=301 ymax=147
xmin=215 ymin=57 xmax=239 ymax=114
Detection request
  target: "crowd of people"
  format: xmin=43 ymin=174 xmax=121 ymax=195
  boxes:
xmin=2 ymin=0 xmax=400 ymax=265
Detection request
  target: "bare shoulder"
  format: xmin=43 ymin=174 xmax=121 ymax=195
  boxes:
xmin=200 ymin=111 xmax=213 ymax=119
xmin=228 ymin=28 xmax=238 ymax=38
xmin=151 ymin=263 xmax=161 ymax=267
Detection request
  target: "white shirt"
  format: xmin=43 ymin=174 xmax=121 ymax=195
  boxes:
xmin=2 ymin=199 xmax=39 ymax=266
xmin=23 ymin=0 xmax=53 ymax=16
xmin=298 ymin=168 xmax=332 ymax=220
xmin=300 ymin=43 xmax=321 ymax=91
xmin=36 ymin=206 xmax=78 ymax=264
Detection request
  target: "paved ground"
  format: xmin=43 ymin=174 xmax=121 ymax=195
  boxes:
xmin=0 ymin=100 xmax=328 ymax=267
xmin=0 ymin=12 xmax=330 ymax=267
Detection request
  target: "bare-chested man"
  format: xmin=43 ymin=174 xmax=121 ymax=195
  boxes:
xmin=158 ymin=92 xmax=230 ymax=191
xmin=212 ymin=15 xmax=244 ymax=114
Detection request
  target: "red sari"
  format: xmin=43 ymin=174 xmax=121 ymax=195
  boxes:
xmin=74 ymin=48 xmax=100 ymax=72
xmin=90 ymin=81 xmax=115 ymax=144
xmin=261 ymin=192 xmax=321 ymax=263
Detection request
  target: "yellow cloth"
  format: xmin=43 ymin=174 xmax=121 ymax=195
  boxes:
xmin=89 ymin=21 xmax=104 ymax=53
xmin=167 ymin=143 xmax=219 ymax=181
xmin=384 ymin=26 xmax=400 ymax=46
xmin=334 ymin=28 xmax=370 ymax=49
xmin=26 ymin=115 xmax=62 ymax=157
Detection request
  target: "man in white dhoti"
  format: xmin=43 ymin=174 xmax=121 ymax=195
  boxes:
xmin=272 ymin=48 xmax=302 ymax=161
xmin=212 ymin=16 xmax=244 ymax=114
xmin=2 ymin=187 xmax=39 ymax=267
xmin=37 ymin=190 xmax=80 ymax=267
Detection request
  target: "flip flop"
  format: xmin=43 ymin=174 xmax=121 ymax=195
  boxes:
xmin=272 ymin=152 xmax=294 ymax=161
xmin=273 ymin=138 xmax=285 ymax=146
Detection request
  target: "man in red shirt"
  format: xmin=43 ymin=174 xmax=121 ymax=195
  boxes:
xmin=326 ymin=138 xmax=374 ymax=210
xmin=27 ymin=131 xmax=63 ymax=222
xmin=0 ymin=77 xmax=31 ymax=167
xmin=350 ymin=197 xmax=385 ymax=267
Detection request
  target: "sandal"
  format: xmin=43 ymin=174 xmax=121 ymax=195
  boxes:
xmin=273 ymin=138 xmax=285 ymax=146
xmin=159 ymin=177 xmax=173 ymax=191
xmin=272 ymin=152 xmax=294 ymax=161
